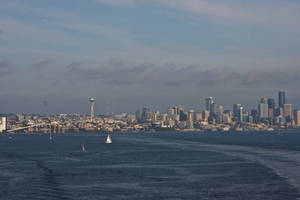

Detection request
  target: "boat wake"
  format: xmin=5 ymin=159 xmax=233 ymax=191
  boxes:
xmin=126 ymin=136 xmax=300 ymax=193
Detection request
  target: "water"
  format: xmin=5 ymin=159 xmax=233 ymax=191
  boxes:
xmin=1 ymin=132 xmax=300 ymax=200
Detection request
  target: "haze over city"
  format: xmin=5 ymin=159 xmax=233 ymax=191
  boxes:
xmin=1 ymin=0 xmax=300 ymax=114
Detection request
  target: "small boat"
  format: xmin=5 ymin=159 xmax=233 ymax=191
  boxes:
xmin=82 ymin=144 xmax=87 ymax=152
xmin=106 ymin=134 xmax=112 ymax=144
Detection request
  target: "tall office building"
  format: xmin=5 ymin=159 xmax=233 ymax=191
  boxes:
xmin=239 ymin=106 xmax=244 ymax=122
xmin=267 ymin=98 xmax=275 ymax=119
xmin=195 ymin=112 xmax=203 ymax=121
xmin=283 ymin=104 xmax=292 ymax=122
xmin=205 ymin=97 xmax=214 ymax=112
xmin=251 ymin=109 xmax=258 ymax=123
xmin=141 ymin=107 xmax=151 ymax=122
xmin=258 ymin=98 xmax=268 ymax=119
xmin=294 ymin=110 xmax=300 ymax=126
xmin=224 ymin=110 xmax=233 ymax=120
xmin=179 ymin=110 xmax=188 ymax=121
xmin=210 ymin=102 xmax=218 ymax=116
xmin=278 ymin=91 xmax=286 ymax=108
xmin=135 ymin=109 xmax=141 ymax=121
xmin=233 ymin=104 xmax=242 ymax=120
xmin=202 ymin=110 xmax=210 ymax=122
xmin=152 ymin=111 xmax=160 ymax=122
xmin=216 ymin=105 xmax=223 ymax=124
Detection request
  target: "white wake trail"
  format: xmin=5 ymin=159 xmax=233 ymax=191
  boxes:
xmin=126 ymin=136 xmax=300 ymax=192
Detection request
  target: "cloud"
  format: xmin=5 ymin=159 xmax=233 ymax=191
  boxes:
xmin=241 ymin=68 xmax=300 ymax=86
xmin=0 ymin=60 xmax=13 ymax=77
xmin=67 ymin=60 xmax=300 ymax=87
xmin=91 ymin=0 xmax=300 ymax=31
xmin=31 ymin=60 xmax=53 ymax=70
xmin=92 ymin=0 xmax=136 ymax=6
xmin=0 ymin=60 xmax=10 ymax=68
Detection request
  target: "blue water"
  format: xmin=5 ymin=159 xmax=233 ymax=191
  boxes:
xmin=0 ymin=132 xmax=300 ymax=199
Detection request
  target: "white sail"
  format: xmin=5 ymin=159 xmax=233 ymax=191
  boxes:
xmin=106 ymin=134 xmax=112 ymax=144
xmin=49 ymin=132 xmax=52 ymax=140
xmin=82 ymin=144 xmax=87 ymax=152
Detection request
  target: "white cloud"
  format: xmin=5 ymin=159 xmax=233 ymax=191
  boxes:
xmin=91 ymin=0 xmax=300 ymax=31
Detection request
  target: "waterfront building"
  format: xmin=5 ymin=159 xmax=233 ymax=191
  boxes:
xmin=17 ymin=113 xmax=24 ymax=121
xmin=0 ymin=117 xmax=6 ymax=133
xmin=294 ymin=110 xmax=300 ymax=126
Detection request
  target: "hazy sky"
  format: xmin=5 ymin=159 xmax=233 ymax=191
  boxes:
xmin=1 ymin=0 xmax=300 ymax=114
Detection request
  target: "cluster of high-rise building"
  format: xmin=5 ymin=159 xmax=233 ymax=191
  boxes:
xmin=1 ymin=91 xmax=300 ymax=134
xmin=231 ymin=91 xmax=297 ymax=126
xmin=134 ymin=91 xmax=300 ymax=131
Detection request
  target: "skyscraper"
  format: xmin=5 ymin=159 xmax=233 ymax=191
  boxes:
xmin=251 ymin=109 xmax=258 ymax=123
xmin=141 ymin=107 xmax=151 ymax=122
xmin=267 ymin=98 xmax=275 ymax=119
xmin=210 ymin=102 xmax=218 ymax=116
xmin=216 ymin=105 xmax=223 ymax=124
xmin=283 ymin=104 xmax=292 ymax=122
xmin=239 ymin=106 xmax=244 ymax=122
xmin=205 ymin=97 xmax=214 ymax=111
xmin=233 ymin=104 xmax=242 ymax=120
xmin=258 ymin=98 xmax=268 ymax=119
xmin=278 ymin=91 xmax=286 ymax=108
xmin=202 ymin=110 xmax=210 ymax=122
xmin=294 ymin=110 xmax=300 ymax=126
xmin=135 ymin=109 xmax=141 ymax=121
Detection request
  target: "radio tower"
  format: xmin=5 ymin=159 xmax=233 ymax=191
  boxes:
xmin=89 ymin=97 xmax=95 ymax=122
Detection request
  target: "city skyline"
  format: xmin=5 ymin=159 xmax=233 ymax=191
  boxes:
xmin=1 ymin=89 xmax=300 ymax=115
xmin=2 ymin=90 xmax=300 ymax=134
xmin=1 ymin=90 xmax=298 ymax=116
xmin=1 ymin=0 xmax=300 ymax=114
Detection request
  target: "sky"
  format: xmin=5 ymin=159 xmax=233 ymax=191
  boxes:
xmin=0 ymin=0 xmax=300 ymax=114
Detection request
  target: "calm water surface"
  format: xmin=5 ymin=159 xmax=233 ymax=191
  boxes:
xmin=1 ymin=132 xmax=300 ymax=200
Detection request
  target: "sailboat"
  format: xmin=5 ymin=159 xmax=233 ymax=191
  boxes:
xmin=106 ymin=134 xmax=112 ymax=144
xmin=49 ymin=132 xmax=53 ymax=141
xmin=82 ymin=144 xmax=87 ymax=152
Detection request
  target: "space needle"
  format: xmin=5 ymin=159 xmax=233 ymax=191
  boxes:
xmin=89 ymin=97 xmax=95 ymax=122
